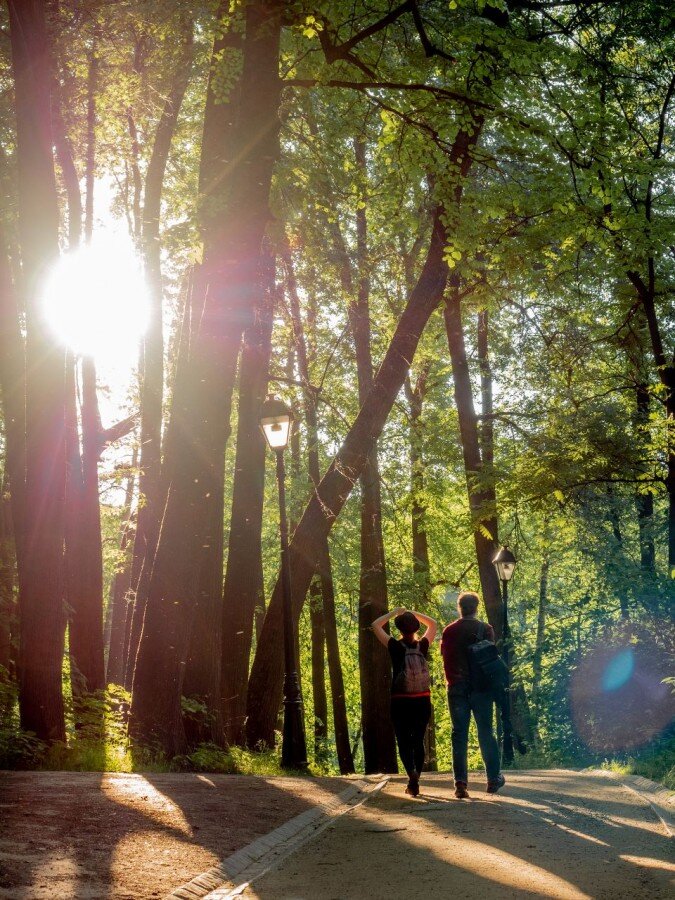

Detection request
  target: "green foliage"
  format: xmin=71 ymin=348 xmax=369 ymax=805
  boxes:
xmin=1 ymin=0 xmax=674 ymax=786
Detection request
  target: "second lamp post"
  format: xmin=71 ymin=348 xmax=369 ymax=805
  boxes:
xmin=260 ymin=395 xmax=308 ymax=769
xmin=492 ymin=545 xmax=517 ymax=763
xmin=492 ymin=545 xmax=517 ymax=670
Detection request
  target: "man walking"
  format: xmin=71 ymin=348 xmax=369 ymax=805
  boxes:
xmin=441 ymin=590 xmax=505 ymax=798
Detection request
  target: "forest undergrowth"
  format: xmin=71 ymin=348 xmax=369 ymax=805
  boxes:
xmin=2 ymin=668 xmax=672 ymax=788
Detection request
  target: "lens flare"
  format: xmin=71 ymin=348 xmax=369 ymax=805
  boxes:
xmin=601 ymin=648 xmax=635 ymax=692
xmin=570 ymin=626 xmax=675 ymax=753
xmin=42 ymin=236 xmax=149 ymax=363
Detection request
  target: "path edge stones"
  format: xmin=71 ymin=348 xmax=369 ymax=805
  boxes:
xmin=591 ymin=768 xmax=674 ymax=837
xmin=165 ymin=777 xmax=389 ymax=900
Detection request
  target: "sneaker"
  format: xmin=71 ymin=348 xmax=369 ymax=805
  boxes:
xmin=454 ymin=782 xmax=469 ymax=799
xmin=405 ymin=772 xmax=420 ymax=797
xmin=486 ymin=774 xmax=506 ymax=794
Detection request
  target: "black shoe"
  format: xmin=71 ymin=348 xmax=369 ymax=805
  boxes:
xmin=405 ymin=772 xmax=420 ymax=797
xmin=486 ymin=774 xmax=506 ymax=794
xmin=454 ymin=782 xmax=469 ymax=799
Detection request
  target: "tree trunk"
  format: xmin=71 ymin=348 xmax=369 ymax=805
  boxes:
xmin=635 ymin=383 xmax=656 ymax=580
xmin=406 ymin=364 xmax=432 ymax=606
xmin=126 ymin=20 xmax=194 ymax=684
xmin=55 ymin=34 xmax=108 ymax=704
xmin=219 ymin=262 xmax=273 ymax=747
xmin=405 ymin=365 xmax=437 ymax=771
xmin=309 ymin=577 xmax=328 ymax=752
xmin=0 ymin=236 xmax=26 ymax=577
xmin=0 ymin=474 xmax=15 ymax=677
xmin=443 ymin=284 xmax=502 ymax=632
xmin=284 ymin=244 xmax=354 ymax=773
xmin=8 ymin=0 xmax=67 ymax=743
xmin=531 ymin=553 xmax=549 ymax=742
xmin=246 ymin=205 xmax=450 ymax=750
xmin=627 ymin=272 xmax=675 ymax=569
xmin=105 ymin=453 xmax=137 ymax=686
xmin=349 ymin=137 xmax=396 ymax=774
xmin=607 ymin=485 xmax=630 ymax=619
xmin=130 ymin=1 xmax=283 ymax=756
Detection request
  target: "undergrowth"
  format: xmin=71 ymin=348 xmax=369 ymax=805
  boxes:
xmin=0 ymin=678 xmax=328 ymax=776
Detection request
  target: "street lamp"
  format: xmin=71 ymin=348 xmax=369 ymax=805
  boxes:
xmin=492 ymin=545 xmax=517 ymax=763
xmin=492 ymin=545 xmax=516 ymax=659
xmin=260 ymin=395 xmax=308 ymax=769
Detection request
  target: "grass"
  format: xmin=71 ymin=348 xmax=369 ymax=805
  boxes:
xmin=601 ymin=745 xmax=675 ymax=791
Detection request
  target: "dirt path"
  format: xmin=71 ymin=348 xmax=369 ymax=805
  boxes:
xmin=0 ymin=771 xmax=352 ymax=899
xmin=237 ymin=771 xmax=674 ymax=899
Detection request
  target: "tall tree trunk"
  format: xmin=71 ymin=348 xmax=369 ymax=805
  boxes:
xmin=8 ymin=0 xmax=67 ymax=743
xmin=131 ymin=1 xmax=283 ymax=756
xmin=635 ymin=383 xmax=656 ymax=580
xmin=406 ymin=364 xmax=432 ymax=606
xmin=348 ymin=137 xmax=396 ymax=774
xmin=76 ymin=358 xmax=106 ymax=694
xmin=219 ymin=261 xmax=273 ymax=747
xmin=0 ymin=474 xmax=15 ymax=678
xmin=443 ymin=284 xmax=502 ymax=631
xmin=246 ymin=205 xmax=451 ymax=750
xmin=284 ymin=244 xmax=354 ymax=773
xmin=531 ymin=553 xmax=549 ymax=742
xmin=627 ymin=271 xmax=675 ymax=569
xmin=126 ymin=21 xmax=194 ymax=684
xmin=0 ymin=237 xmax=25 ymax=590
xmin=60 ymin=42 xmax=106 ymax=702
xmin=105 ymin=452 xmax=137 ymax=685
xmin=405 ymin=364 xmax=437 ymax=770
xmin=607 ymin=485 xmax=630 ymax=619
xmin=309 ymin=576 xmax=328 ymax=752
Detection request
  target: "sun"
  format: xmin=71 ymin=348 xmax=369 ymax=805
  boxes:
xmin=42 ymin=234 xmax=150 ymax=364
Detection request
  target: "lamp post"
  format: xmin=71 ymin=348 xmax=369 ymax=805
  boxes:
xmin=492 ymin=545 xmax=517 ymax=763
xmin=260 ymin=395 xmax=308 ymax=769
xmin=492 ymin=545 xmax=517 ymax=665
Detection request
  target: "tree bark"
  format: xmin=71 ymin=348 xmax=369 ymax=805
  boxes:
xmin=130 ymin=1 xmax=283 ymax=756
xmin=0 ymin=235 xmax=26 ymax=566
xmin=531 ymin=553 xmax=549 ymax=742
xmin=284 ymin=244 xmax=354 ymax=773
xmin=443 ymin=283 xmax=502 ymax=631
xmin=126 ymin=20 xmax=194 ymax=684
xmin=635 ymin=383 xmax=656 ymax=580
xmin=0 ymin=474 xmax=15 ymax=678
xmin=8 ymin=0 xmax=67 ymax=743
xmin=219 ymin=262 xmax=273 ymax=747
xmin=349 ymin=139 xmax=396 ymax=774
xmin=105 ymin=453 xmax=137 ymax=686
xmin=406 ymin=364 xmax=432 ymax=606
xmin=57 ymin=40 xmax=106 ymax=702
xmin=405 ymin=364 xmax=437 ymax=770
xmin=246 ymin=205 xmax=450 ymax=750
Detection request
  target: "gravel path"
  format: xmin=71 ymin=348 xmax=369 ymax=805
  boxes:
xmin=0 ymin=771 xmax=352 ymax=899
xmin=237 ymin=770 xmax=674 ymax=899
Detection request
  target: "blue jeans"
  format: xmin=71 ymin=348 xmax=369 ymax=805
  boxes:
xmin=448 ymin=682 xmax=501 ymax=784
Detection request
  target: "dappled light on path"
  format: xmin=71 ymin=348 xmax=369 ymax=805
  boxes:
xmin=101 ymin=774 xmax=193 ymax=836
xmin=240 ymin=771 xmax=674 ymax=900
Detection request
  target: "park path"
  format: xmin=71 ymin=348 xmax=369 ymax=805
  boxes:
xmin=229 ymin=770 xmax=673 ymax=900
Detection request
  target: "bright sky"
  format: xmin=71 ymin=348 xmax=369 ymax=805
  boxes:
xmin=41 ymin=178 xmax=150 ymax=504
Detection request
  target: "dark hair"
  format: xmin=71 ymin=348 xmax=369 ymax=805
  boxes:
xmin=458 ymin=591 xmax=480 ymax=616
xmin=394 ymin=611 xmax=420 ymax=635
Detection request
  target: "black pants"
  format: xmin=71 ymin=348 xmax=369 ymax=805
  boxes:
xmin=390 ymin=696 xmax=431 ymax=778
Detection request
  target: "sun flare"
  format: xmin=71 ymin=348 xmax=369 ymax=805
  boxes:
xmin=42 ymin=235 xmax=150 ymax=363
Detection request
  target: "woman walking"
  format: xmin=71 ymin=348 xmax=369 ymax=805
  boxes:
xmin=372 ymin=607 xmax=437 ymax=796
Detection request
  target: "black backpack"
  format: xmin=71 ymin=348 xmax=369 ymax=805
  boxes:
xmin=466 ymin=622 xmax=508 ymax=693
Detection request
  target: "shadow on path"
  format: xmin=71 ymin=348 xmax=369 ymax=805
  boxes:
xmin=241 ymin=771 xmax=674 ymax=900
